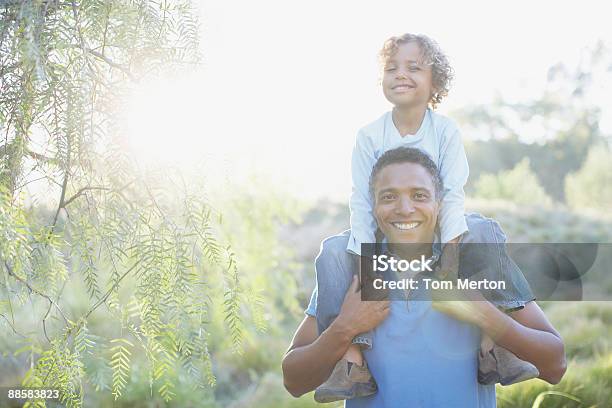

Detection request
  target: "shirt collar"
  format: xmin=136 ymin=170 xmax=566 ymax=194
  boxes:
xmin=379 ymin=234 xmax=442 ymax=267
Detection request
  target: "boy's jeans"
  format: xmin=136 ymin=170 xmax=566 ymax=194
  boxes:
xmin=315 ymin=229 xmax=373 ymax=347
xmin=314 ymin=213 xmax=534 ymax=348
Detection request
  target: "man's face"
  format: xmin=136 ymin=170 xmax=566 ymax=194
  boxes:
xmin=373 ymin=162 xmax=440 ymax=243
xmin=381 ymin=42 xmax=434 ymax=109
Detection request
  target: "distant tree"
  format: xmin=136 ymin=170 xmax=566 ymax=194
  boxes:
xmin=565 ymin=145 xmax=612 ymax=212
xmin=457 ymin=41 xmax=611 ymax=201
xmin=1 ymin=1 xmax=244 ymax=406
xmin=474 ymin=158 xmax=553 ymax=206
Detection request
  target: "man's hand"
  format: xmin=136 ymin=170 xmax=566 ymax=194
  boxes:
xmin=333 ymin=275 xmax=391 ymax=339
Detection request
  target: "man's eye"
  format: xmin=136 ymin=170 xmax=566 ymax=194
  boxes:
xmin=414 ymin=193 xmax=428 ymax=200
xmin=381 ymin=194 xmax=395 ymax=201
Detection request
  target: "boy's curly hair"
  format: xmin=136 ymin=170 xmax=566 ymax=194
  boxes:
xmin=379 ymin=33 xmax=454 ymax=109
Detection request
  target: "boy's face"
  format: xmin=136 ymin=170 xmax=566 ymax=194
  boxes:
xmin=373 ymin=162 xmax=440 ymax=244
xmin=382 ymin=42 xmax=434 ymax=109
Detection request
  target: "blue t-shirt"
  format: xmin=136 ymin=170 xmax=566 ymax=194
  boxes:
xmin=305 ymin=285 xmax=496 ymax=408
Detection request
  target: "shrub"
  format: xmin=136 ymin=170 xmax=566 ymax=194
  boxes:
xmin=565 ymin=146 xmax=612 ymax=211
xmin=474 ymin=159 xmax=553 ymax=206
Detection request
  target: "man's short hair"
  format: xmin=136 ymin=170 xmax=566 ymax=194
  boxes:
xmin=369 ymin=147 xmax=444 ymax=202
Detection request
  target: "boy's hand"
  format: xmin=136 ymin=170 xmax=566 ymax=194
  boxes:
xmin=431 ymin=285 xmax=488 ymax=326
xmin=335 ymin=276 xmax=390 ymax=337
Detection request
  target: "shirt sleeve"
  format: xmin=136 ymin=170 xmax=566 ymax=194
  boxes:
xmin=438 ymin=122 xmax=469 ymax=243
xmin=347 ymin=130 xmax=378 ymax=255
xmin=304 ymin=285 xmax=317 ymax=316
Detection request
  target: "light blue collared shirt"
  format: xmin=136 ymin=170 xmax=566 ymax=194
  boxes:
xmin=348 ymin=109 xmax=469 ymax=255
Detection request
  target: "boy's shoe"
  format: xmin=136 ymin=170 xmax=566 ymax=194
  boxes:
xmin=314 ymin=358 xmax=377 ymax=403
xmin=478 ymin=344 xmax=539 ymax=385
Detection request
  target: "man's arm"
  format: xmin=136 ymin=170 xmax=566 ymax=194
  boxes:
xmin=434 ymin=298 xmax=566 ymax=384
xmin=481 ymin=301 xmax=567 ymax=384
xmin=282 ymin=277 xmax=390 ymax=397
xmin=281 ymin=315 xmax=354 ymax=397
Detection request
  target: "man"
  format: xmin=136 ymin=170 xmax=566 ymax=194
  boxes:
xmin=282 ymin=147 xmax=566 ymax=407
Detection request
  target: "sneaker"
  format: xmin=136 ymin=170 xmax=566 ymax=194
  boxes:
xmin=478 ymin=344 xmax=539 ymax=385
xmin=314 ymin=358 xmax=377 ymax=403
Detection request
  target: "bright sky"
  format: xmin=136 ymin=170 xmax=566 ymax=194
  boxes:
xmin=126 ymin=0 xmax=612 ymax=202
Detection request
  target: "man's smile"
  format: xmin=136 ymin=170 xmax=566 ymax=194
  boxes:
xmin=391 ymin=221 xmax=421 ymax=230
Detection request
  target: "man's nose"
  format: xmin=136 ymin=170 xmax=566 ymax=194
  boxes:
xmin=394 ymin=196 xmax=416 ymax=215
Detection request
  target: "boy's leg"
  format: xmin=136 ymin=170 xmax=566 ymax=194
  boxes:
xmin=313 ymin=230 xmax=376 ymax=402
xmin=314 ymin=230 xmax=372 ymax=348
xmin=461 ymin=213 xmax=539 ymax=386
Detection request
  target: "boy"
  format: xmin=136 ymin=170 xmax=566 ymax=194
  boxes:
xmin=313 ymin=33 xmax=537 ymax=403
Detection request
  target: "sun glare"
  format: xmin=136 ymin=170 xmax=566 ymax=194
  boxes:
xmin=125 ymin=76 xmax=214 ymax=167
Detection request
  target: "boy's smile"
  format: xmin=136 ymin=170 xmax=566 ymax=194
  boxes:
xmin=390 ymin=83 xmax=416 ymax=93
xmin=382 ymin=42 xmax=434 ymax=109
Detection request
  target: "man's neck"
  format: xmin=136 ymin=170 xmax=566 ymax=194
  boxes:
xmin=388 ymin=242 xmax=433 ymax=261
xmin=392 ymin=105 xmax=427 ymax=136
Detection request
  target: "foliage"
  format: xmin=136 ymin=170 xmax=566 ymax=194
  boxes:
xmin=466 ymin=199 xmax=612 ymax=243
xmin=0 ymin=1 xmax=249 ymax=406
xmin=497 ymin=351 xmax=612 ymax=408
xmin=457 ymin=42 xmax=612 ymax=202
xmin=565 ymin=145 xmax=612 ymax=212
xmin=473 ymin=159 xmax=553 ymax=206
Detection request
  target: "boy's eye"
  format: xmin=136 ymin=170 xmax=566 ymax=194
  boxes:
xmin=408 ymin=66 xmax=421 ymax=72
xmin=384 ymin=66 xmax=396 ymax=72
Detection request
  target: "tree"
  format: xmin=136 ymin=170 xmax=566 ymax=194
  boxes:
xmin=456 ymin=42 xmax=611 ymax=202
xmin=565 ymin=145 xmax=612 ymax=212
xmin=1 ymin=1 xmax=243 ymax=406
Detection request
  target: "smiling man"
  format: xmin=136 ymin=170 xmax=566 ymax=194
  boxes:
xmin=282 ymin=147 xmax=566 ymax=407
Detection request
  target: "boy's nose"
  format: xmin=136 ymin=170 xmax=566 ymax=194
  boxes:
xmin=395 ymin=70 xmax=408 ymax=80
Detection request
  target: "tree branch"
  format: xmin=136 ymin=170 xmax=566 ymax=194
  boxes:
xmin=83 ymin=259 xmax=141 ymax=320
xmin=0 ymin=313 xmax=26 ymax=338
xmin=4 ymin=261 xmax=70 ymax=325
xmin=63 ymin=186 xmax=110 ymax=208
xmin=26 ymin=148 xmax=58 ymax=164
xmin=62 ymin=179 xmax=136 ymax=209
xmin=84 ymin=48 xmax=135 ymax=81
